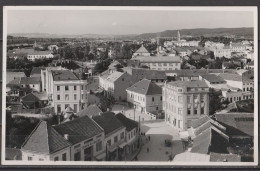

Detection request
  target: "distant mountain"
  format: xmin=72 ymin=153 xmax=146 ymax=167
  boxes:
xmin=135 ymin=27 xmax=253 ymax=39
xmin=8 ymin=27 xmax=253 ymax=40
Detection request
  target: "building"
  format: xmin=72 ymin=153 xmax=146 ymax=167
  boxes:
xmin=213 ymin=47 xmax=232 ymax=58
xmin=42 ymin=69 xmax=87 ymax=114
xmin=199 ymin=74 xmax=227 ymax=89
xmin=6 ymin=71 xmax=26 ymax=84
xmin=93 ymin=112 xmax=126 ymax=161
xmin=30 ymin=67 xmax=46 ymax=77
xmin=131 ymin=56 xmax=181 ymax=71
xmin=163 ymin=80 xmax=210 ymax=131
xmin=7 ymin=77 xmax=42 ymax=92
xmin=230 ymin=43 xmax=246 ymax=52
xmin=115 ymin=113 xmax=140 ymax=158
xmin=126 ymin=79 xmax=162 ymax=114
xmin=245 ymin=61 xmax=254 ymax=70
xmin=20 ymin=92 xmax=48 ymax=109
xmin=27 ymin=50 xmax=54 ymax=61
xmin=77 ymin=104 xmax=102 ymax=118
xmin=132 ymin=45 xmax=150 ymax=57
xmin=99 ymin=70 xmax=133 ymax=101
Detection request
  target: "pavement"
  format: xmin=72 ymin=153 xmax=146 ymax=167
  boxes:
xmin=136 ymin=120 xmax=184 ymax=161
xmin=112 ymin=104 xmax=155 ymax=122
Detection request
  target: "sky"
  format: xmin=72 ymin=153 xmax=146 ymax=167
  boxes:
xmin=6 ymin=8 xmax=255 ymax=35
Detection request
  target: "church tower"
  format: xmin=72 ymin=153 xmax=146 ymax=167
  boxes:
xmin=177 ymin=30 xmax=181 ymax=41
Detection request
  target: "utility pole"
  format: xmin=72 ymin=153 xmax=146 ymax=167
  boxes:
xmin=134 ymin=104 xmax=136 ymax=121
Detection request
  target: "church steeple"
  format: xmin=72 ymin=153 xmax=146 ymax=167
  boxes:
xmin=177 ymin=30 xmax=181 ymax=41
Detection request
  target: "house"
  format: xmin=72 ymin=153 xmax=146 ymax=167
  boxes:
xmin=132 ymin=45 xmax=150 ymax=57
xmin=92 ymin=112 xmax=126 ymax=161
xmin=115 ymin=113 xmax=140 ymax=159
xmin=126 ymin=79 xmax=162 ymax=114
xmin=131 ymin=56 xmax=181 ymax=71
xmin=20 ymin=92 xmax=48 ymax=109
xmin=7 ymin=77 xmax=42 ymax=93
xmin=99 ymin=70 xmax=133 ymax=101
xmin=6 ymin=71 xmax=26 ymax=84
xmin=77 ymin=104 xmax=102 ymax=118
xmin=163 ymin=80 xmax=210 ymax=131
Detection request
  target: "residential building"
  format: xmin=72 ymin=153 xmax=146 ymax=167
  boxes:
xmin=7 ymin=77 xmax=42 ymax=92
xmin=27 ymin=50 xmax=54 ymax=61
xmin=126 ymin=79 xmax=162 ymax=113
xmin=115 ymin=113 xmax=140 ymax=158
xmin=132 ymin=45 xmax=150 ymax=57
xmin=20 ymin=92 xmax=48 ymax=109
xmin=99 ymin=70 xmax=133 ymax=101
xmin=93 ymin=112 xmax=126 ymax=161
xmin=230 ymin=43 xmax=246 ymax=52
xmin=163 ymin=80 xmax=210 ymax=131
xmin=131 ymin=56 xmax=181 ymax=71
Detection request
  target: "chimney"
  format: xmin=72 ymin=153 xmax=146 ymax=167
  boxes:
xmin=64 ymin=134 xmax=69 ymax=140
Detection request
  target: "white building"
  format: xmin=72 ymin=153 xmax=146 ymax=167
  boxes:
xmin=163 ymin=80 xmax=210 ymax=131
xmin=27 ymin=51 xmax=54 ymax=61
xmin=126 ymin=79 xmax=162 ymax=114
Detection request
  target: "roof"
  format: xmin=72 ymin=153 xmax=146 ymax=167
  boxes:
xmin=210 ymin=152 xmax=241 ymax=162
xmin=215 ymin=113 xmax=254 ymax=137
xmin=54 ymin=116 xmax=104 ymax=144
xmin=126 ymin=79 xmax=162 ymax=95
xmin=77 ymin=104 xmax=102 ymax=118
xmin=191 ymin=128 xmax=212 ymax=154
xmin=5 ymin=148 xmax=22 ymax=160
xmin=115 ymin=113 xmax=138 ymax=132
xmin=200 ymin=74 xmax=226 ymax=83
xmin=21 ymin=92 xmax=48 ymax=106
xmin=106 ymin=71 xmax=125 ymax=82
xmin=30 ymin=67 xmax=45 ymax=76
xmin=218 ymin=73 xmax=242 ymax=82
xmin=131 ymin=68 xmax=167 ymax=80
xmin=22 ymin=121 xmax=71 ymax=154
xmin=134 ymin=45 xmax=150 ymax=54
xmin=132 ymin=56 xmax=181 ymax=63
xmin=191 ymin=115 xmax=211 ymax=128
xmin=8 ymin=77 xmax=41 ymax=85
xmin=93 ymin=112 xmax=125 ymax=136
xmin=51 ymin=70 xmax=79 ymax=81
xmin=6 ymin=72 xmax=26 ymax=84
xmin=167 ymin=80 xmax=209 ymax=88
xmin=173 ymin=152 xmax=210 ymax=162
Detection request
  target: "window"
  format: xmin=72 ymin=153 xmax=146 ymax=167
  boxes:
xmin=33 ymin=85 xmax=35 ymax=87
xmin=114 ymin=136 xmax=118 ymax=143
xmin=200 ymin=94 xmax=205 ymax=103
xmin=81 ymin=85 xmax=84 ymax=90
xmin=74 ymin=104 xmax=78 ymax=113
xmin=96 ymin=141 xmax=102 ymax=152
xmin=160 ymin=96 xmax=162 ymax=101
xmin=74 ymin=85 xmax=77 ymax=91
xmin=120 ymin=132 xmax=125 ymax=139
xmin=178 ymin=96 xmax=183 ymax=103
xmin=54 ymin=156 xmax=59 ymax=161
xmin=187 ymin=109 xmax=191 ymax=115
xmin=57 ymin=86 xmax=60 ymax=91
xmin=156 ymin=107 xmax=159 ymax=110
xmin=62 ymin=153 xmax=67 ymax=161
xmin=178 ymin=120 xmax=180 ymax=128
xmin=39 ymin=158 xmax=44 ymax=161
xmin=178 ymin=108 xmax=182 ymax=115
xmin=65 ymin=94 xmax=69 ymax=100
xmin=194 ymin=95 xmax=198 ymax=103
xmin=122 ymin=78 xmax=124 ymax=81
xmin=74 ymin=94 xmax=77 ymax=100
xmin=65 ymin=85 xmax=69 ymax=91
xmin=107 ymin=139 xmax=111 ymax=146
xmin=194 ymin=109 xmax=197 ymax=115
xmin=163 ymin=63 xmax=167 ymax=66
xmin=57 ymin=95 xmax=60 ymax=100
xmin=57 ymin=104 xmax=61 ymax=113
xmin=187 ymin=96 xmax=191 ymax=103
xmin=28 ymin=157 xmax=32 ymax=161
xmin=152 ymin=97 xmax=154 ymax=102
xmin=201 ymin=107 xmax=204 ymax=114
xmin=74 ymin=151 xmax=81 ymax=161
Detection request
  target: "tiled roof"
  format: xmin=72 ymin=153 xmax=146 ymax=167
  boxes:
xmin=115 ymin=113 xmax=138 ymax=132
xmin=200 ymin=74 xmax=226 ymax=83
xmin=191 ymin=115 xmax=211 ymax=129
xmin=6 ymin=72 xmax=26 ymax=84
xmin=210 ymin=152 xmax=241 ymax=162
xmin=54 ymin=116 xmax=104 ymax=144
xmin=130 ymin=68 xmax=167 ymax=80
xmin=20 ymin=77 xmax=41 ymax=84
xmin=134 ymin=45 xmax=150 ymax=53
xmin=215 ymin=113 xmax=254 ymax=137
xmin=167 ymin=80 xmax=209 ymax=88
xmin=93 ymin=112 xmax=125 ymax=136
xmin=77 ymin=104 xmax=102 ymax=118
xmin=218 ymin=73 xmax=242 ymax=82
xmin=106 ymin=71 xmax=125 ymax=82
xmin=127 ymin=79 xmax=162 ymax=95
xmin=30 ymin=67 xmax=45 ymax=76
xmin=51 ymin=70 xmax=79 ymax=81
xmin=22 ymin=121 xmax=71 ymax=154
xmin=133 ymin=56 xmax=181 ymax=63
xmin=10 ymin=48 xmax=53 ymax=55
xmin=191 ymin=128 xmax=212 ymax=154
xmin=21 ymin=92 xmax=48 ymax=105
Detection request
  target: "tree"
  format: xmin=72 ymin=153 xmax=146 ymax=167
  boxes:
xmin=209 ymin=89 xmax=222 ymax=115
xmin=93 ymin=59 xmax=112 ymax=74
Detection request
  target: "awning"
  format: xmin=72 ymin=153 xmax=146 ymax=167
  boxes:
xmin=119 ymin=142 xmax=128 ymax=148
xmin=95 ymin=152 xmax=106 ymax=160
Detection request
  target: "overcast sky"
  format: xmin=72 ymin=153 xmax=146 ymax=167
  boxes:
xmin=7 ymin=9 xmax=254 ymax=35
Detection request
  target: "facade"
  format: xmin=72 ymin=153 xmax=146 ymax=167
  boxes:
xmin=93 ymin=112 xmax=126 ymax=161
xmin=131 ymin=56 xmax=181 ymax=71
xmin=163 ymin=80 xmax=210 ymax=131
xmin=126 ymin=79 xmax=162 ymax=113
xmin=213 ymin=47 xmax=232 ymax=58
xmin=27 ymin=51 xmax=54 ymax=61
xmin=99 ymin=70 xmax=133 ymax=101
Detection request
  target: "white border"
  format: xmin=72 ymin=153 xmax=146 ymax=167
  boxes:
xmin=2 ymin=6 xmax=258 ymax=166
